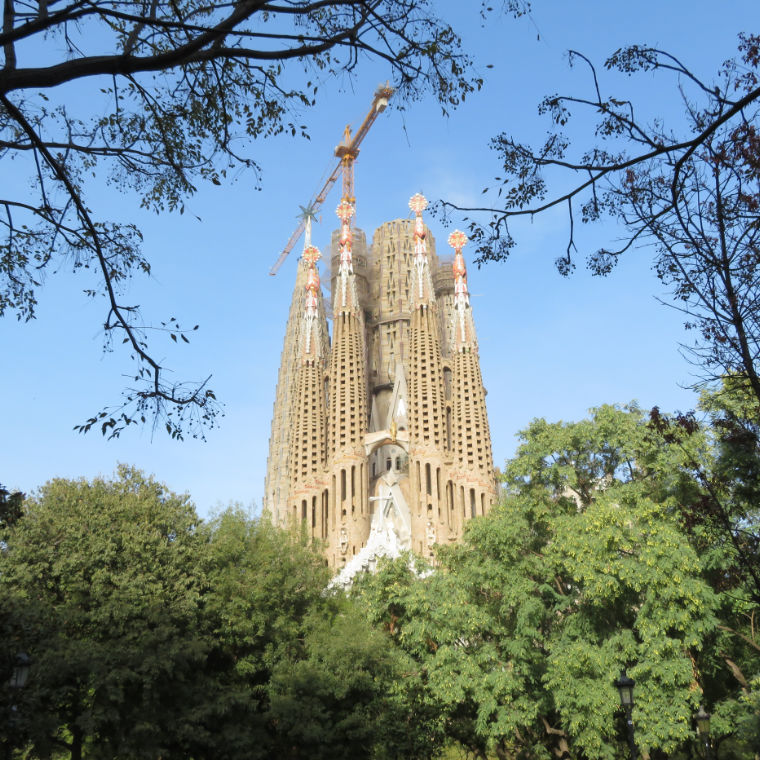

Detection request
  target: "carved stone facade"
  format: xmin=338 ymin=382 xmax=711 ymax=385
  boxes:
xmin=264 ymin=196 xmax=497 ymax=578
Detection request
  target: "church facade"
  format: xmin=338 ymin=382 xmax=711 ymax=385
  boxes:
xmin=264 ymin=194 xmax=497 ymax=578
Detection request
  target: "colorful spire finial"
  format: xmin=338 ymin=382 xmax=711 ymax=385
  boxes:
xmin=303 ymin=244 xmax=321 ymax=269
xmin=448 ymin=229 xmax=467 ymax=253
xmin=336 ymin=200 xmax=355 ymax=223
xmin=409 ymin=193 xmax=428 ymax=216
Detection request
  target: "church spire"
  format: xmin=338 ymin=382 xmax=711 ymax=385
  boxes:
xmin=447 ymin=227 xmax=495 ymax=524
xmin=327 ymin=193 xmax=369 ymax=560
xmin=405 ymin=194 xmax=447 ymax=551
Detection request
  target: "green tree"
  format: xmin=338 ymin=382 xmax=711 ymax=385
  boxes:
xmin=201 ymin=506 xmax=427 ymax=759
xmin=267 ymin=603 xmax=433 ymax=760
xmin=695 ymin=380 xmax=760 ymax=604
xmin=0 ymin=0 xmax=527 ymax=439
xmin=4 ymin=482 xmax=444 ymax=759
xmin=0 ymin=466 xmax=211 ymax=760
xmin=356 ymin=404 xmax=760 ymax=759
xmin=198 ymin=507 xmax=330 ymax=758
xmin=0 ymin=483 xmax=23 ymax=529
xmin=659 ymin=382 xmax=760 ymax=758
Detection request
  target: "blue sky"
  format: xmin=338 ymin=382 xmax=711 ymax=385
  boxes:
xmin=2 ymin=1 xmax=756 ymax=517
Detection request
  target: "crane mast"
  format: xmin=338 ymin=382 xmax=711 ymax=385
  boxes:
xmin=269 ymin=83 xmax=394 ymax=276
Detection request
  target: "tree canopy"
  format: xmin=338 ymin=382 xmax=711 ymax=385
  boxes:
xmin=2 ymin=391 xmax=759 ymax=759
xmin=0 ymin=466 xmax=210 ymax=759
xmin=0 ymin=473 xmax=428 ymax=760
xmin=353 ymin=400 xmax=760 ymax=759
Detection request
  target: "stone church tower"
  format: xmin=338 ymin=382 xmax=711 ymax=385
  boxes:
xmin=264 ymin=194 xmax=496 ymax=581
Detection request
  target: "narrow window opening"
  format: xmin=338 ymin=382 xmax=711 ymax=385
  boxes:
xmin=332 ymin=475 xmax=337 ymax=528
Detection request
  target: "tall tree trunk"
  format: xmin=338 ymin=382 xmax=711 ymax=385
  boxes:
xmin=70 ymin=724 xmax=82 ymax=760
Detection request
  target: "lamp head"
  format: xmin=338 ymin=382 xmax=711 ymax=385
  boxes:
xmin=615 ymin=670 xmax=635 ymax=708
xmin=694 ymin=706 xmax=711 ymax=736
xmin=10 ymin=652 xmax=30 ymax=689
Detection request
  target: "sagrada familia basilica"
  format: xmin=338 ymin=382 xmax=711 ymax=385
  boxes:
xmin=263 ymin=187 xmax=497 ymax=584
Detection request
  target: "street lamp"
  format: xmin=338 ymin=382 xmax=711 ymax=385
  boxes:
xmin=615 ymin=670 xmax=638 ymax=760
xmin=9 ymin=653 xmax=30 ymax=690
xmin=694 ymin=706 xmax=713 ymax=760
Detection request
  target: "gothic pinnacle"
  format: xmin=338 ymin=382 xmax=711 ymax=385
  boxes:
xmin=336 ymin=199 xmax=355 ymax=309
xmin=409 ymin=193 xmax=429 ymax=301
xmin=302 ymin=244 xmax=322 ymax=359
xmin=449 ymin=229 xmax=471 ymax=347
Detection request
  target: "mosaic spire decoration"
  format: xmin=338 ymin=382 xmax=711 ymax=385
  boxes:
xmin=449 ymin=229 xmax=470 ymax=346
xmin=409 ymin=193 xmax=428 ymax=300
xmin=336 ymin=199 xmax=354 ymax=309
xmin=302 ymin=243 xmax=322 ymax=357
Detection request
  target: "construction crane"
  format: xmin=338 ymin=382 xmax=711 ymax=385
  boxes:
xmin=269 ymin=82 xmax=394 ymax=276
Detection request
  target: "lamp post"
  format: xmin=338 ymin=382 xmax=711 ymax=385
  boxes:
xmin=9 ymin=653 xmax=30 ymax=691
xmin=615 ymin=670 xmax=638 ymax=760
xmin=694 ymin=706 xmax=713 ymax=760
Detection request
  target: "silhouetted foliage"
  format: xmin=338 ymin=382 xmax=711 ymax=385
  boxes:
xmin=0 ymin=483 xmax=23 ymax=529
xmin=0 ymin=0 xmax=521 ymax=439
xmin=442 ymin=35 xmax=760 ymax=406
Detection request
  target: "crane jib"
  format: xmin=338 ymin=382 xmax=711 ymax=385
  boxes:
xmin=268 ymin=84 xmax=395 ymax=276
